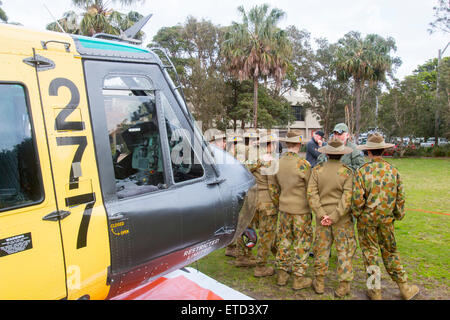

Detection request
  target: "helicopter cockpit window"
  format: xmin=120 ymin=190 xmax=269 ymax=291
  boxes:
xmin=160 ymin=92 xmax=204 ymax=183
xmin=0 ymin=84 xmax=42 ymax=211
xmin=102 ymin=75 xmax=165 ymax=199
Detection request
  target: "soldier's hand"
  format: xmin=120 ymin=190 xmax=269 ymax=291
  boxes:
xmin=321 ymin=215 xmax=332 ymax=226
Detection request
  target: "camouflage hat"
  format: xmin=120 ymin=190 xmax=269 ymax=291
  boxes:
xmin=357 ymin=132 xmax=395 ymax=150
xmin=333 ymin=123 xmax=349 ymax=134
xmin=318 ymin=136 xmax=353 ymax=154
xmin=280 ymin=130 xmax=303 ymax=144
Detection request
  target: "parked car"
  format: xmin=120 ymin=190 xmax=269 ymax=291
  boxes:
xmin=420 ymin=137 xmax=449 ymax=147
xmin=412 ymin=137 xmax=424 ymax=144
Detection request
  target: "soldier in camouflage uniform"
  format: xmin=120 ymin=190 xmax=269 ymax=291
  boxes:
xmin=317 ymin=123 xmax=365 ymax=171
xmin=269 ymin=131 xmax=313 ymax=290
xmin=352 ymin=133 xmax=420 ymax=300
xmin=224 ymin=133 xmax=248 ymax=260
xmin=245 ymin=133 xmax=279 ymax=277
xmin=307 ymin=137 xmax=357 ymax=297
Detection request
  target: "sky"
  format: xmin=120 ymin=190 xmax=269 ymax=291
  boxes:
xmin=2 ymin=0 xmax=449 ymax=81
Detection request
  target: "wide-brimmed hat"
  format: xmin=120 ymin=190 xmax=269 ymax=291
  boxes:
xmin=258 ymin=133 xmax=279 ymax=144
xmin=357 ymin=133 xmax=395 ymax=150
xmin=281 ymin=130 xmax=303 ymax=144
xmin=227 ymin=134 xmax=243 ymax=143
xmin=208 ymin=133 xmax=226 ymax=142
xmin=244 ymin=129 xmax=259 ymax=139
xmin=318 ymin=137 xmax=353 ymax=154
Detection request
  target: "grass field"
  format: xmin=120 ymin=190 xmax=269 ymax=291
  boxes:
xmin=191 ymin=158 xmax=450 ymax=300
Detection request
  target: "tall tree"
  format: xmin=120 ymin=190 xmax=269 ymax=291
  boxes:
xmin=150 ymin=17 xmax=228 ymax=129
xmin=47 ymin=0 xmax=146 ymax=37
xmin=334 ymin=31 xmax=401 ymax=140
xmin=222 ymin=4 xmax=292 ymax=128
xmin=428 ymin=0 xmax=450 ymax=34
xmin=46 ymin=11 xmax=80 ymax=34
xmin=301 ymin=38 xmax=351 ymax=137
xmin=0 ymin=1 xmax=8 ymax=23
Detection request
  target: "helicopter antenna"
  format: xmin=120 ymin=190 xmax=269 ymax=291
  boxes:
xmin=43 ymin=3 xmax=66 ymax=34
xmin=123 ymin=13 xmax=153 ymax=39
xmin=92 ymin=13 xmax=153 ymax=45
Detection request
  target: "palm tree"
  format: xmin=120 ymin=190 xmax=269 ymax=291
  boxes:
xmin=0 ymin=1 xmax=8 ymax=23
xmin=47 ymin=0 xmax=145 ymax=37
xmin=46 ymin=11 xmax=80 ymax=34
xmin=334 ymin=31 xmax=400 ymax=140
xmin=222 ymin=4 xmax=291 ymax=128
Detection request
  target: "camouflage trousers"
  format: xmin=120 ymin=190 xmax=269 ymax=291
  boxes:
xmin=276 ymin=211 xmax=313 ymax=277
xmin=313 ymin=218 xmax=357 ymax=282
xmin=357 ymin=220 xmax=408 ymax=283
xmin=255 ymin=204 xmax=278 ymax=266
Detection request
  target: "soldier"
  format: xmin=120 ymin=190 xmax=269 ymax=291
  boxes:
xmin=307 ymin=137 xmax=357 ymax=297
xmin=352 ymin=133 xmax=419 ymax=300
xmin=224 ymin=133 xmax=246 ymax=259
xmin=317 ymin=123 xmax=365 ymax=171
xmin=269 ymin=131 xmax=313 ymax=290
xmin=246 ymin=132 xmax=279 ymax=277
xmin=208 ymin=132 xmax=226 ymax=151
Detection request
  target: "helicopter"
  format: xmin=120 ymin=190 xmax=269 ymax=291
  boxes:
xmin=0 ymin=15 xmax=256 ymax=300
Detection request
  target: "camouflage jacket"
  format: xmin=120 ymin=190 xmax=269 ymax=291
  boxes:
xmin=352 ymin=158 xmax=405 ymax=225
xmin=247 ymin=158 xmax=279 ymax=207
xmin=307 ymin=160 xmax=353 ymax=225
xmin=317 ymin=140 xmax=365 ymax=171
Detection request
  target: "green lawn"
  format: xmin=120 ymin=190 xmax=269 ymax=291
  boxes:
xmin=192 ymin=158 xmax=450 ymax=300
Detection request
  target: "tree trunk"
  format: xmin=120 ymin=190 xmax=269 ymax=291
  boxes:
xmin=354 ymin=78 xmax=362 ymax=142
xmin=253 ymin=76 xmax=258 ymax=128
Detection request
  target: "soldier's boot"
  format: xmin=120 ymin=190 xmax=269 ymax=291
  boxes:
xmin=334 ymin=281 xmax=351 ymax=298
xmin=234 ymin=255 xmax=257 ymax=267
xmin=366 ymin=289 xmax=382 ymax=300
xmin=397 ymin=282 xmax=420 ymax=300
xmin=276 ymin=270 xmax=290 ymax=286
xmin=292 ymin=276 xmax=312 ymax=290
xmin=225 ymin=246 xmax=238 ymax=258
xmin=254 ymin=265 xmax=275 ymax=277
xmin=312 ymin=276 xmax=325 ymax=294
xmin=271 ymin=245 xmax=277 ymax=256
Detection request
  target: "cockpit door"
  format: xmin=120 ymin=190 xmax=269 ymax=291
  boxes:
xmin=31 ymin=42 xmax=110 ymax=299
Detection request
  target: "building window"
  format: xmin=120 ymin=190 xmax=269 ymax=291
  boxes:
xmin=292 ymin=105 xmax=305 ymax=121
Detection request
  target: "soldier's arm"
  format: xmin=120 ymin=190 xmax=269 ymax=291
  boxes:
xmin=351 ymin=170 xmax=366 ymax=218
xmin=302 ymin=160 xmax=312 ymax=200
xmin=307 ymin=169 xmax=327 ymax=220
xmin=267 ymin=174 xmax=280 ymax=207
xmin=329 ymin=171 xmax=353 ymax=224
xmin=246 ymin=159 xmax=262 ymax=172
xmin=393 ymin=170 xmax=406 ymax=221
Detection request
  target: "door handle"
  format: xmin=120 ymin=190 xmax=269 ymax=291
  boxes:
xmin=43 ymin=210 xmax=71 ymax=221
xmin=207 ymin=178 xmax=226 ymax=186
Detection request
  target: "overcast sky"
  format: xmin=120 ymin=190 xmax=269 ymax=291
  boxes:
xmin=2 ymin=0 xmax=449 ymax=80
